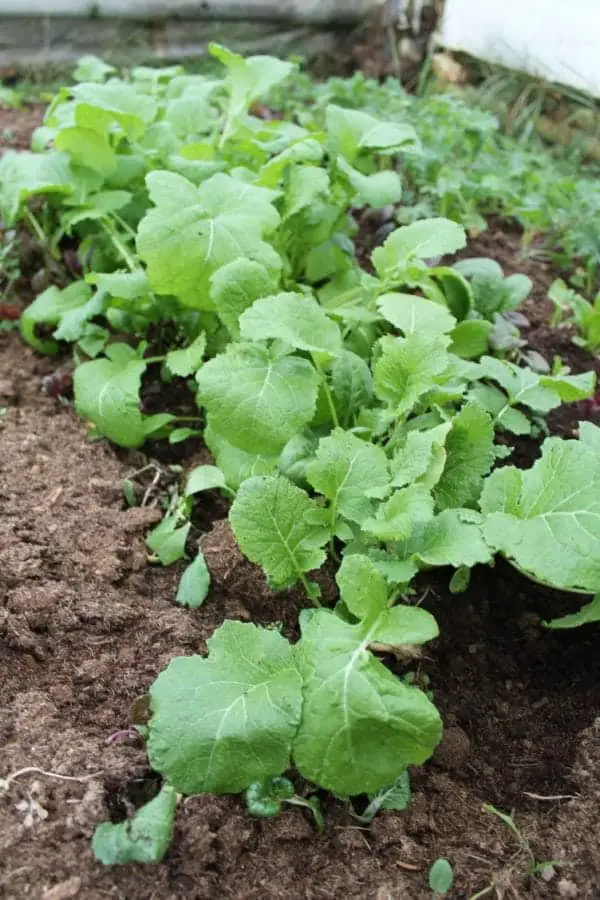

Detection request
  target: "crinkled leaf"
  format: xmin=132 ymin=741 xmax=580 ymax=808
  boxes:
xmin=229 ymin=476 xmax=330 ymax=591
xmin=434 ymin=403 xmax=495 ymax=510
xmin=196 ymin=344 xmax=319 ymax=455
xmin=92 ymin=784 xmax=177 ymax=865
xmin=137 ymin=171 xmax=281 ymax=308
xmin=400 ymin=509 xmax=492 ymax=569
xmin=147 ymin=621 xmax=302 ymax=793
xmin=390 ymin=423 xmax=452 ymax=489
xmin=210 ymin=259 xmax=276 ymax=339
xmin=239 ymin=292 xmax=342 ymax=356
xmin=74 ymin=351 xmax=146 ymax=448
xmin=374 ymin=334 xmax=450 ymax=416
xmin=481 ymin=434 xmax=600 ymax=593
xmin=306 ymin=429 xmax=389 ymax=529
xmin=166 ymin=333 xmax=206 ymax=377
xmin=283 ymin=165 xmax=330 ymax=219
xmin=363 ymin=485 xmax=434 ymax=542
xmin=175 ymin=552 xmax=211 ymax=609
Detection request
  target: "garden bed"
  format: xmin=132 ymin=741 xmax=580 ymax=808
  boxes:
xmin=2 ymin=67 xmax=600 ymax=899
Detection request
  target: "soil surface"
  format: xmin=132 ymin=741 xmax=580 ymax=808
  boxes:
xmin=2 ymin=106 xmax=600 ymax=900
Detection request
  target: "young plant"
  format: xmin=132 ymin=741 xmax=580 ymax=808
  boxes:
xmin=549 ymin=278 xmax=600 ymax=353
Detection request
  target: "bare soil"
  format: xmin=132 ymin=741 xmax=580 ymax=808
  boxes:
xmin=2 ymin=107 xmax=600 ymax=900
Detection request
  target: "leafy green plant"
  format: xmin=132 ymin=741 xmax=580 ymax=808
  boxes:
xmin=245 ymin=776 xmax=324 ymax=832
xmin=549 ymin=278 xmax=600 ymax=353
xmin=3 ymin=48 xmax=600 ymax=868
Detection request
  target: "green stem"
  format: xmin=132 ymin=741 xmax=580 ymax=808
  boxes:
xmin=299 ymin=573 xmax=322 ymax=608
xmin=312 ymin=355 xmax=339 ymax=428
xmin=24 ymin=207 xmax=49 ymax=248
xmin=101 ymin=217 xmax=137 ymax=272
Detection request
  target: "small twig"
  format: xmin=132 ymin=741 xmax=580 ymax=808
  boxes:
xmin=1 ymin=766 xmax=103 ymax=791
xmin=523 ymin=791 xmax=578 ymax=802
xmin=105 ymin=728 xmax=142 ymax=745
xmin=141 ymin=468 xmax=163 ymax=507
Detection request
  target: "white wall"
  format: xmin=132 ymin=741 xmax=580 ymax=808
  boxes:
xmin=440 ymin=0 xmax=600 ymax=97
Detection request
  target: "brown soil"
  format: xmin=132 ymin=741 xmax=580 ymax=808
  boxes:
xmin=2 ymin=108 xmax=600 ymax=900
xmin=0 ymin=104 xmax=44 ymax=153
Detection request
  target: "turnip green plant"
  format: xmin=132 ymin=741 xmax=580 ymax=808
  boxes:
xmin=2 ymin=48 xmax=599 ymax=868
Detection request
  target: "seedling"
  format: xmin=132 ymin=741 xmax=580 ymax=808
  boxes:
xmin=245 ymin=776 xmax=324 ymax=833
xmin=429 ymin=858 xmax=454 ymax=897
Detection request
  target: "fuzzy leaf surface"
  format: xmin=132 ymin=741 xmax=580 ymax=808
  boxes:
xmin=481 ymin=434 xmax=600 ymax=593
xmin=196 ymin=344 xmax=319 ymax=455
xmin=229 ymin=476 xmax=330 ymax=591
xmin=147 ymin=621 xmax=302 ymax=793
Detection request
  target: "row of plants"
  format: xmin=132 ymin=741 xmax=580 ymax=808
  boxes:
xmin=1 ymin=48 xmax=599 ymax=865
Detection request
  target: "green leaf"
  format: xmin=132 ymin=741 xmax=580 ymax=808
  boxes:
xmin=165 ymin=333 xmax=206 ymax=377
xmin=331 ymin=350 xmax=374 ymax=426
xmin=196 ymin=344 xmax=319 ymax=455
xmin=357 ymin=770 xmax=412 ymax=822
xmin=429 ymin=858 xmax=454 ymax=894
xmin=70 ymin=81 xmax=157 ymax=140
xmin=73 ymin=55 xmax=116 ymax=83
xmin=481 ymin=433 xmax=600 ymax=594
xmin=390 ymin=423 xmax=452 ymax=489
xmin=377 ymin=292 xmax=456 ymax=337
xmin=229 ymin=475 xmax=330 ymax=592
xmin=20 ymin=282 xmax=94 ymax=353
xmin=210 ymin=259 xmax=276 ymax=339
xmin=147 ymin=621 xmax=302 ymax=793
xmin=92 ymin=784 xmax=177 ymax=866
xmin=402 ymin=509 xmax=491 ymax=569
xmin=326 ymin=104 xmax=418 ymax=164
xmin=374 ymin=334 xmax=450 ymax=417
xmin=185 ymin=464 xmax=227 ymax=496
xmin=336 ymin=159 xmax=403 ymax=208
xmin=434 ymin=403 xmax=495 ymax=510
xmin=204 ymin=422 xmax=277 ymax=491
xmin=306 ymin=429 xmax=390 ymax=529
xmin=239 ymin=292 xmax=343 ymax=356
xmin=0 ymin=150 xmax=73 ymax=223
xmin=74 ymin=349 xmax=147 ymax=448
xmin=210 ymin=43 xmax=294 ymax=143
xmin=283 ymin=165 xmax=330 ymax=219
xmin=362 ymin=485 xmax=434 ymax=542
xmin=293 ymin=555 xmax=441 ymax=796
xmin=146 ymin=515 xmax=190 ymax=566
xmin=175 ymin=552 xmax=211 ymax=608
xmin=372 ymin=219 xmax=466 ymax=278
xmin=89 ymin=269 xmax=149 ymax=300
xmin=544 ymin=595 xmax=600 ymax=629
xmin=245 ymin=776 xmax=295 ymax=818
xmin=449 ymin=319 xmax=493 ymax=358
xmin=137 ymin=171 xmax=281 ymax=308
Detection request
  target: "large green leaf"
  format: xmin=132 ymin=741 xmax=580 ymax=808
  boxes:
xmin=239 ymin=292 xmax=343 ymax=356
xmin=229 ymin=475 xmax=330 ymax=592
xmin=74 ymin=345 xmax=146 ymax=448
xmin=293 ymin=555 xmax=441 ymax=795
xmin=196 ymin=344 xmax=319 ymax=455
xmin=374 ymin=334 xmax=450 ymax=417
xmin=481 ymin=431 xmax=600 ymax=593
xmin=147 ymin=621 xmax=302 ymax=793
xmin=306 ymin=428 xmax=390 ymax=529
xmin=433 ymin=403 xmax=495 ymax=510
xmin=92 ymin=784 xmax=177 ymax=865
xmin=137 ymin=171 xmax=281 ymax=308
